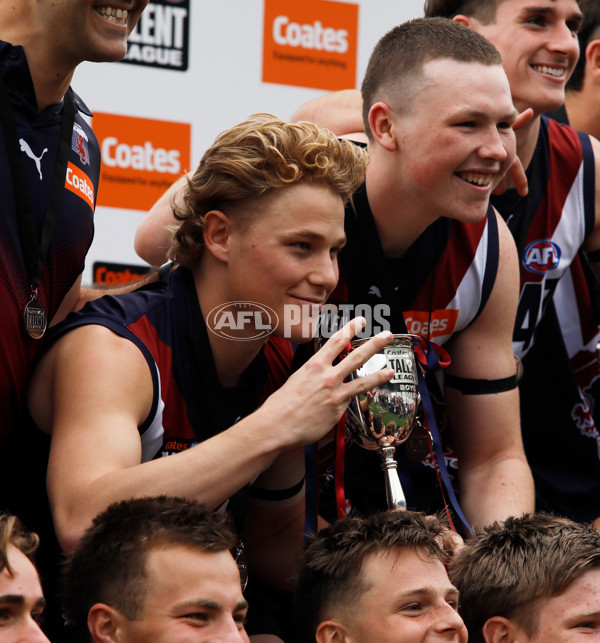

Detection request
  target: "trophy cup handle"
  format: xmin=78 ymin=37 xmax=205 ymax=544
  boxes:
xmin=380 ymin=444 xmax=407 ymax=510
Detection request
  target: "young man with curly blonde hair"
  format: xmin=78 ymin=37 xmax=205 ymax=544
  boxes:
xmin=27 ymin=113 xmax=395 ymax=641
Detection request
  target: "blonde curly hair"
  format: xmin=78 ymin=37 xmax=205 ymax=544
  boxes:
xmin=0 ymin=513 xmax=39 ymax=575
xmin=168 ymin=113 xmax=368 ymax=268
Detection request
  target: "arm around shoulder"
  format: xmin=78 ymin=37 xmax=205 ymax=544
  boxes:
xmin=134 ymin=172 xmax=191 ymax=266
xmin=291 ymin=89 xmax=364 ymax=136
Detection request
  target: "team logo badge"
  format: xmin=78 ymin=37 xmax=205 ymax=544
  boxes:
xmin=523 ymin=239 xmax=561 ymax=274
xmin=71 ymin=122 xmax=89 ymax=165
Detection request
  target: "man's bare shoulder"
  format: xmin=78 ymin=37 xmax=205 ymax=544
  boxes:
xmin=29 ymin=324 xmax=152 ymax=433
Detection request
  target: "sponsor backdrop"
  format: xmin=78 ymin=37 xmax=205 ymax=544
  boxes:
xmin=72 ymin=0 xmax=421 ymax=282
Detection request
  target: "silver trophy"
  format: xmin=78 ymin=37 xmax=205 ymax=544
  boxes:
xmin=345 ymin=334 xmax=419 ymax=510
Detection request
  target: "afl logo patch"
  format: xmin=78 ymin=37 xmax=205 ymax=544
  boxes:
xmin=523 ymin=239 xmax=561 ymax=274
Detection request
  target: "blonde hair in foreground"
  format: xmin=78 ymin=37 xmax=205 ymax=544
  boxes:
xmin=169 ymin=113 xmax=369 ymax=268
xmin=0 ymin=513 xmax=39 ymax=575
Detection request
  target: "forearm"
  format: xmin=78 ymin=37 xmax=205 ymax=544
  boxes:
xmin=445 ymin=384 xmax=534 ymax=528
xmin=50 ymin=320 xmax=395 ymax=552
xmin=458 ymin=452 xmax=534 ymax=528
xmin=134 ymin=172 xmax=189 ymax=265
xmin=50 ymin=411 xmax=286 ymax=552
xmin=291 ymin=89 xmax=363 ymax=135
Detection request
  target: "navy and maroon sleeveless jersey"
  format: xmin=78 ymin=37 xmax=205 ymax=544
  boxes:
xmin=317 ymin=180 xmax=500 ymax=518
xmin=332 ymin=181 xmax=499 ymax=344
xmin=493 ymin=115 xmax=595 ymax=360
xmin=0 ymin=41 xmax=100 ymax=442
xmin=493 ymin=116 xmax=600 ymax=522
xmin=46 ymin=267 xmax=294 ymax=460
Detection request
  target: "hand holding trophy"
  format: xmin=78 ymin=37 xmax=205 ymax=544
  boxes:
xmin=345 ymin=335 xmax=420 ymax=510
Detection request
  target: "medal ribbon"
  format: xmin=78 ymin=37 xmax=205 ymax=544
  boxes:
xmin=412 ymin=336 xmax=474 ymax=536
xmin=0 ymin=75 xmax=76 ymax=337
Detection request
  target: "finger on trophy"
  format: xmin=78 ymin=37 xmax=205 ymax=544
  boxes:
xmin=335 ymin=329 xmax=394 ymax=376
xmin=316 ymin=316 xmax=369 ymax=362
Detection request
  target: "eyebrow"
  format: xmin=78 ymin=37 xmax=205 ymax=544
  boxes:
xmin=568 ymin=609 xmax=600 ymax=620
xmin=175 ymin=598 xmax=249 ymax=612
xmin=397 ymin=586 xmax=460 ymax=598
xmin=0 ymin=594 xmax=46 ymax=608
xmin=452 ymin=108 xmax=519 ymax=122
xmin=281 ymin=230 xmax=347 ymax=246
xmin=0 ymin=594 xmax=24 ymax=605
xmin=519 ymin=4 xmax=584 ymax=23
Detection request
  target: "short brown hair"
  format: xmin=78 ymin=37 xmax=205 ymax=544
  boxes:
xmin=61 ymin=496 xmax=238 ymax=641
xmin=293 ymin=510 xmax=454 ymax=643
xmin=168 ymin=113 xmax=368 ymax=268
xmin=449 ymin=513 xmax=600 ymax=643
xmin=423 ymin=0 xmax=501 ymax=22
xmin=0 ymin=513 xmax=39 ymax=575
xmin=361 ymin=17 xmax=502 ymax=139
xmin=567 ymin=0 xmax=600 ymax=91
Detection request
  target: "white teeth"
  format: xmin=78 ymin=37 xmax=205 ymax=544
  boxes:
xmin=532 ymin=65 xmax=565 ymax=77
xmin=96 ymin=6 xmax=128 ymax=25
xmin=459 ymin=173 xmax=492 ymax=186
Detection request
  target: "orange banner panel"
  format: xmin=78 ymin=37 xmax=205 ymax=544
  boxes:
xmin=92 ymin=112 xmax=191 ymax=211
xmin=263 ymin=0 xmax=358 ymax=91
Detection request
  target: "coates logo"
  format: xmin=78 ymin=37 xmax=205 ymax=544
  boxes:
xmin=93 ymin=261 xmax=150 ymax=285
xmin=523 ymin=239 xmax=561 ymax=274
xmin=403 ymin=309 xmax=459 ymax=340
xmin=65 ymin=162 xmax=94 ymax=210
xmin=92 ymin=112 xmax=190 ymax=211
xmin=206 ymin=302 xmax=278 ymax=341
xmin=263 ymin=0 xmax=357 ymax=91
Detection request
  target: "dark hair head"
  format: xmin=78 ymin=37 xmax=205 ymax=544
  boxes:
xmin=567 ymin=0 xmax=600 ymax=91
xmin=424 ymin=0 xmax=500 ymax=22
xmin=361 ymin=17 xmax=502 ymax=138
xmin=293 ymin=510 xmax=453 ymax=643
xmin=449 ymin=513 xmax=600 ymax=643
xmin=0 ymin=513 xmax=39 ymax=575
xmin=61 ymin=496 xmax=238 ymax=641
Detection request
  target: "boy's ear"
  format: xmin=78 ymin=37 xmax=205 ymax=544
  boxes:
xmin=316 ymin=619 xmax=350 ymax=643
xmin=202 ymin=209 xmax=232 ymax=263
xmin=482 ymin=615 xmax=521 ymax=643
xmin=87 ymin=603 xmax=121 ymax=642
xmin=368 ymin=101 xmax=399 ymax=152
xmin=585 ymin=39 xmax=600 ymax=84
xmin=453 ymin=14 xmax=476 ymax=29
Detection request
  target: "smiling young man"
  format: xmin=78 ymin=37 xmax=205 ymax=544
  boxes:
xmin=0 ymin=2 xmax=150 ymax=639
xmin=134 ymin=18 xmax=534 ymax=531
xmin=450 ymin=513 xmax=600 ymax=643
xmin=0 ymin=0 xmax=149 ymax=449
xmin=27 ymin=114 xmax=394 ymax=641
xmin=62 ymin=496 xmax=250 ymax=643
xmin=315 ymin=17 xmax=531 ymax=527
xmin=294 ymin=510 xmax=467 ymax=643
xmin=294 ymin=1 xmax=600 ymax=527
xmin=422 ymin=0 xmax=600 ymax=527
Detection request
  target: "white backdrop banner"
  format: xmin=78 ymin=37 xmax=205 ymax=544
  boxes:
xmin=71 ymin=0 xmax=422 ymax=282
